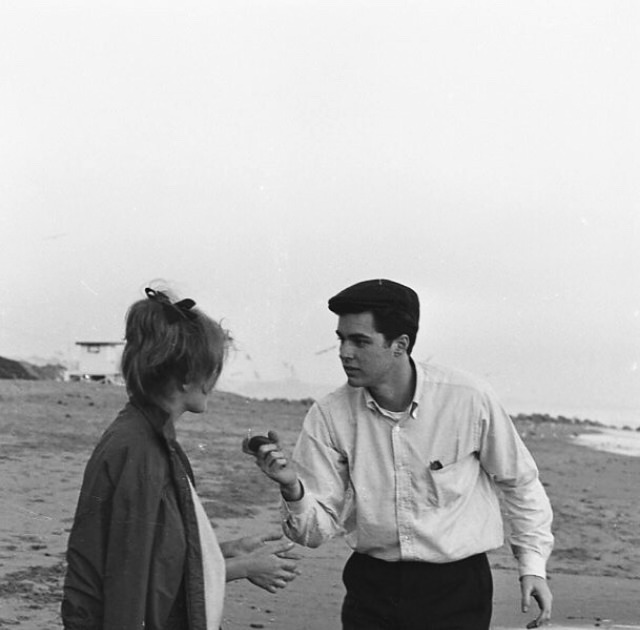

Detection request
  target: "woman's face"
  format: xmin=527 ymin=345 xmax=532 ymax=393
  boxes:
xmin=183 ymin=373 xmax=217 ymax=414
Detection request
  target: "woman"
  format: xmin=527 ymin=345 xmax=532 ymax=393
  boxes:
xmin=61 ymin=287 xmax=298 ymax=630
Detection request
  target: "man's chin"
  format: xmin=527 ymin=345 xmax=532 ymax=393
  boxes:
xmin=345 ymin=374 xmax=366 ymax=388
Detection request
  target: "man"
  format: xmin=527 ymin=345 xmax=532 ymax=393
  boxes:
xmin=247 ymin=279 xmax=553 ymax=629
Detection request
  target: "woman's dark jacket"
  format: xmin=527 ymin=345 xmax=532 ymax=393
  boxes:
xmin=61 ymin=400 xmax=209 ymax=629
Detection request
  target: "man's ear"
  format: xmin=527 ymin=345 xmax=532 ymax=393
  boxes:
xmin=393 ymin=335 xmax=410 ymax=356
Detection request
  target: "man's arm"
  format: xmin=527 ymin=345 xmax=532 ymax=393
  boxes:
xmin=478 ymin=389 xmax=554 ymax=574
xmin=477 ymin=387 xmax=554 ymax=625
xmin=244 ymin=405 xmax=350 ymax=547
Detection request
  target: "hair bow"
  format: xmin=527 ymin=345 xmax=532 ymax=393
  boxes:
xmin=145 ymin=287 xmax=197 ymax=323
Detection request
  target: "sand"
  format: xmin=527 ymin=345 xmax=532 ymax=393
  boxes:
xmin=0 ymin=380 xmax=638 ymax=629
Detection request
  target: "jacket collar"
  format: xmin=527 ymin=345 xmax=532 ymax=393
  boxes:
xmin=129 ymin=398 xmax=177 ymax=442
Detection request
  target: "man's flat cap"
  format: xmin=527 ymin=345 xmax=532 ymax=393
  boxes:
xmin=328 ymin=279 xmax=419 ymax=324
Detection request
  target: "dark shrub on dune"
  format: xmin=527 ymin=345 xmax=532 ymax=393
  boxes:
xmin=0 ymin=356 xmax=36 ymax=380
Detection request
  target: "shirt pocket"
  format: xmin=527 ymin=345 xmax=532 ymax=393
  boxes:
xmin=426 ymin=452 xmax=479 ymax=508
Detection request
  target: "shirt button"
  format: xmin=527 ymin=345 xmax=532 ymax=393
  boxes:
xmin=393 ymin=426 xmax=400 ymax=432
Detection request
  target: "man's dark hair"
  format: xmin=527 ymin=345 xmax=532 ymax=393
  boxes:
xmin=328 ymin=279 xmax=420 ymax=354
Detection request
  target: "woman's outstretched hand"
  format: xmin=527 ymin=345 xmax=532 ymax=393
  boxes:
xmin=223 ymin=531 xmax=300 ymax=593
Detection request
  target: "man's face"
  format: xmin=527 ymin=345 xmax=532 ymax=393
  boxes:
xmin=336 ymin=311 xmax=396 ymax=389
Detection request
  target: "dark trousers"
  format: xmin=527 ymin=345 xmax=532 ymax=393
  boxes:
xmin=341 ymin=552 xmax=493 ymax=630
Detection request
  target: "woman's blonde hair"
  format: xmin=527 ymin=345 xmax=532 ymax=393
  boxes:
xmin=121 ymin=287 xmax=231 ymax=403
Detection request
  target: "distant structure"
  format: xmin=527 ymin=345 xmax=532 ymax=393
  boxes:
xmin=68 ymin=341 xmax=124 ymax=384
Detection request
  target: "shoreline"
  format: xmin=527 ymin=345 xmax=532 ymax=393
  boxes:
xmin=511 ymin=412 xmax=640 ymax=458
xmin=570 ymin=427 xmax=640 ymax=458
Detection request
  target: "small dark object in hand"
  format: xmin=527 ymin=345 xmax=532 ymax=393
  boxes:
xmin=247 ymin=435 xmax=273 ymax=453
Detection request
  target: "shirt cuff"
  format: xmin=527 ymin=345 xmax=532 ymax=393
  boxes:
xmin=280 ymin=482 xmax=311 ymax=514
xmin=517 ymin=551 xmax=547 ymax=579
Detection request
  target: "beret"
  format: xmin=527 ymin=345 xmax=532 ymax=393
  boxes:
xmin=328 ymin=279 xmax=420 ymax=325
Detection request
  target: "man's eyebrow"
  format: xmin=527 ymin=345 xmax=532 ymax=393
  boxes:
xmin=336 ymin=331 xmax=372 ymax=340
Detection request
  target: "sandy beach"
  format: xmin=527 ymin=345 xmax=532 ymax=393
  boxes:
xmin=0 ymin=380 xmax=638 ymax=629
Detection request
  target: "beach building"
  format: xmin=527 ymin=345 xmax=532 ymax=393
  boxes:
xmin=68 ymin=341 xmax=124 ymax=384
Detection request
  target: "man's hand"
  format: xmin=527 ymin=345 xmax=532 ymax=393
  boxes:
xmin=242 ymin=430 xmax=300 ymax=494
xmin=520 ymin=575 xmax=552 ymax=627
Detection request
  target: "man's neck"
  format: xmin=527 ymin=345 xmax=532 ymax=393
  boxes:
xmin=368 ymin=358 xmax=416 ymax=412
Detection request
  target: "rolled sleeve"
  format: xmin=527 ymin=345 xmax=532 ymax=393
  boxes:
xmin=516 ymin=550 xmax=549 ymax=580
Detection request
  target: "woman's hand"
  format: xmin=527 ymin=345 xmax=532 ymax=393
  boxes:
xmin=245 ymin=537 xmax=300 ymax=593
xmin=224 ymin=532 xmax=300 ymax=593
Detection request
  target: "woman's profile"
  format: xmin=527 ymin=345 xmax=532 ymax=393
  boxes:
xmin=61 ymin=286 xmax=298 ymax=630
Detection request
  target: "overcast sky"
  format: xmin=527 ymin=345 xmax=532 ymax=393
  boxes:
xmin=1 ymin=1 xmax=638 ymax=418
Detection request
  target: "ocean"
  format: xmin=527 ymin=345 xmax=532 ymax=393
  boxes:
xmin=508 ymin=400 xmax=640 ymax=458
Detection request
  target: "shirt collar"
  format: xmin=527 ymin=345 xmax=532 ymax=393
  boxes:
xmin=411 ymin=358 xmax=425 ymax=416
xmin=363 ymin=358 xmax=422 ymax=419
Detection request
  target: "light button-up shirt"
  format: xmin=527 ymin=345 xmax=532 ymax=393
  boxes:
xmin=281 ymin=362 xmax=553 ymax=578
